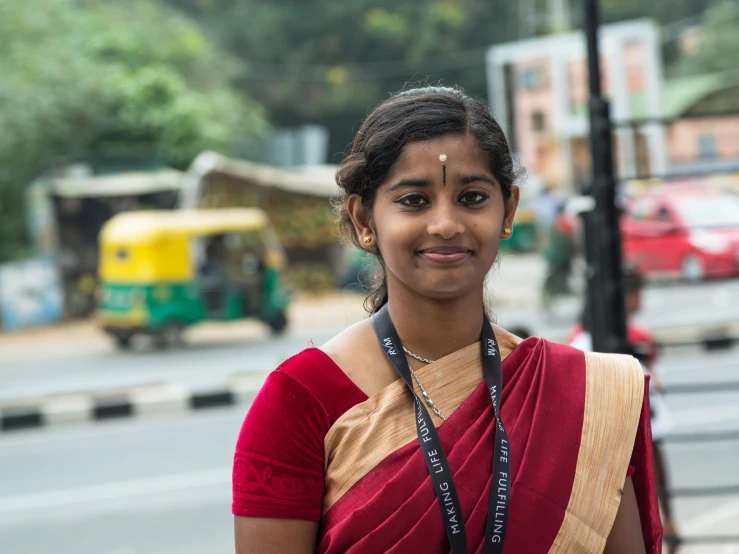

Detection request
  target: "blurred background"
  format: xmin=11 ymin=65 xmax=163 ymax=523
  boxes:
xmin=1 ymin=0 xmax=739 ymax=552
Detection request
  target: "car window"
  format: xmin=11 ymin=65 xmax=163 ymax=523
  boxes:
xmin=673 ymin=193 xmax=739 ymax=228
xmin=629 ymin=197 xmax=658 ymax=221
xmin=656 ymin=206 xmax=674 ymax=223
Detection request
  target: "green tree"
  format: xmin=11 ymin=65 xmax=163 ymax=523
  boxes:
xmin=0 ymin=0 xmax=266 ymax=261
xmin=162 ymin=0 xmax=518 ymax=159
xmin=671 ymin=0 xmax=739 ymax=76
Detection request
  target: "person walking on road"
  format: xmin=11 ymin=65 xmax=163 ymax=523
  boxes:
xmin=533 ymin=183 xmax=562 ymax=251
xmin=232 ymin=87 xmax=663 ymax=554
xmin=541 ymin=201 xmax=577 ymax=310
xmin=570 ymin=264 xmax=680 ymax=553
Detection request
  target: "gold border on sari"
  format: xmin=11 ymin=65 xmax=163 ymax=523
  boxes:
xmin=322 ymin=327 xmax=522 ymax=516
xmin=548 ymin=352 xmax=645 ymax=554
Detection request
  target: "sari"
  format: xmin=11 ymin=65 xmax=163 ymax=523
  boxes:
xmin=317 ymin=330 xmax=662 ymax=553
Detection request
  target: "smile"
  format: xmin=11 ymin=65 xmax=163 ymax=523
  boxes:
xmin=418 ymin=247 xmax=472 ymax=264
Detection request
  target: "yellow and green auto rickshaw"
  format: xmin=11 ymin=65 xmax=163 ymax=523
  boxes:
xmin=96 ymin=208 xmax=291 ymax=348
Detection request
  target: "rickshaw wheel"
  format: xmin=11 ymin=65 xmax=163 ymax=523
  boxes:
xmin=154 ymin=320 xmax=184 ymax=349
xmin=268 ymin=311 xmax=288 ymax=335
xmin=115 ymin=334 xmax=133 ymax=350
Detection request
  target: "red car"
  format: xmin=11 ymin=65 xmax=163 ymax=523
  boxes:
xmin=622 ymin=185 xmax=739 ymax=281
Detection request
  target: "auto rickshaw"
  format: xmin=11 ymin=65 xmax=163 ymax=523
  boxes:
xmin=96 ymin=208 xmax=290 ymax=349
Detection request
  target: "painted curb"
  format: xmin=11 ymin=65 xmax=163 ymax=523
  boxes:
xmin=0 ymin=373 xmax=269 ymax=434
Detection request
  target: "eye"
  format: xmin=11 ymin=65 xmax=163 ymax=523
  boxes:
xmin=459 ymin=191 xmax=489 ymax=205
xmin=396 ymin=193 xmax=429 ymax=208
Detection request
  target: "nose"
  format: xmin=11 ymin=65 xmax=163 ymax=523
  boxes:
xmin=426 ymin=201 xmax=465 ymax=239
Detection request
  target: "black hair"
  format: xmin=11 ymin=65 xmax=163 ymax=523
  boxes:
xmin=334 ymin=86 xmax=517 ymax=314
xmin=622 ymin=263 xmax=645 ymax=293
xmin=581 ymin=263 xmax=645 ymax=332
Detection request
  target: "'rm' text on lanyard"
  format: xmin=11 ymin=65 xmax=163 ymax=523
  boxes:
xmin=373 ymin=304 xmax=511 ymax=554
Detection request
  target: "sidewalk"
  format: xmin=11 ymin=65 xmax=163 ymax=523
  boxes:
xmin=0 ymin=290 xmax=369 ymax=360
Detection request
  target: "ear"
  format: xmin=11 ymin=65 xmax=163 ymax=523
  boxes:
xmin=502 ymin=185 xmax=520 ymax=234
xmin=346 ymin=194 xmax=374 ymax=247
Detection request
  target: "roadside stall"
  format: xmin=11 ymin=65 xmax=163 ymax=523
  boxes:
xmin=179 ymin=151 xmax=343 ymax=292
xmin=26 ymin=169 xmax=182 ymax=318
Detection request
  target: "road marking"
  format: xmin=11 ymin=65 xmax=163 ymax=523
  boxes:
xmin=0 ymin=468 xmax=230 ymax=514
xmin=0 ymin=408 xmax=245 ymax=453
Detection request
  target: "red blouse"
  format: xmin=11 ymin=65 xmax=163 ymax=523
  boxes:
xmin=232 ymin=348 xmax=367 ymax=520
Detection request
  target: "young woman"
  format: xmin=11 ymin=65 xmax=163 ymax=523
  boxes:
xmin=233 ymin=87 xmax=662 ymax=554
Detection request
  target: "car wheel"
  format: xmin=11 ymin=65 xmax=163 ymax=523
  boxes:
xmin=681 ymin=254 xmax=705 ymax=282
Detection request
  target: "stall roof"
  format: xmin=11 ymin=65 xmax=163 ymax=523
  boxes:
xmin=206 ymin=153 xmax=339 ymax=197
xmin=38 ymin=152 xmax=340 ymax=202
xmin=179 ymin=151 xmax=340 ymax=208
xmin=51 ymin=169 xmax=183 ymax=198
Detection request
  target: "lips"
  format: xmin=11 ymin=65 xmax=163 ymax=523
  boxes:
xmin=418 ymin=246 xmax=472 ymax=264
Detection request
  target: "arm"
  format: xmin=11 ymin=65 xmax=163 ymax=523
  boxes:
xmin=603 ymin=476 xmax=647 ymax=554
xmin=232 ymin=366 xmax=331 ymax=554
xmin=235 ymin=516 xmax=318 ymax=554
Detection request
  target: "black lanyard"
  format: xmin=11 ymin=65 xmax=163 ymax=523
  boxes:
xmin=373 ymin=304 xmax=511 ymax=554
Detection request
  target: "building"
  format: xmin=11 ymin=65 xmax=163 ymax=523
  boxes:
xmin=485 ymin=19 xmax=739 ymax=193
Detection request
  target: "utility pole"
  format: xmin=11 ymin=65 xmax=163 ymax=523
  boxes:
xmin=581 ymin=0 xmax=629 ymax=354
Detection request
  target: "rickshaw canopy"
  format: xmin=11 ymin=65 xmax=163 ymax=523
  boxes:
xmin=100 ymin=208 xmax=270 ymax=244
xmin=99 ymin=208 xmax=278 ymax=282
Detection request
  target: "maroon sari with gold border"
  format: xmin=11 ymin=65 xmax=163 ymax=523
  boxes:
xmin=318 ymin=331 xmax=661 ymax=553
xmin=232 ymin=328 xmax=662 ymax=553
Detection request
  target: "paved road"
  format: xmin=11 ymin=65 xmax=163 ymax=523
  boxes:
xmin=0 ymin=325 xmax=343 ymax=404
xmin=1 ymin=346 xmax=739 ymax=554
xmin=0 ymin=410 xmax=239 ymax=554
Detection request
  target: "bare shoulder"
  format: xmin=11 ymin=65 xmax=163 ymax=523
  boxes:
xmin=319 ymin=318 xmax=398 ymax=397
xmin=235 ymin=516 xmax=318 ymax=554
xmin=320 ymin=318 xmax=373 ymax=356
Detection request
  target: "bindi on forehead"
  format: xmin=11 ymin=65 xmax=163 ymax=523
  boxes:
xmin=439 ymin=153 xmax=447 ymax=186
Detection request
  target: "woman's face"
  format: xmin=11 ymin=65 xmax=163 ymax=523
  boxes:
xmin=357 ymin=132 xmax=519 ymax=301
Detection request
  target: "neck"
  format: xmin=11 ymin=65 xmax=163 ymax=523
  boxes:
xmin=385 ymin=284 xmax=485 ymax=362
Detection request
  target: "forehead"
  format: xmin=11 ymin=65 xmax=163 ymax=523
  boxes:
xmin=389 ymin=133 xmax=490 ymax=175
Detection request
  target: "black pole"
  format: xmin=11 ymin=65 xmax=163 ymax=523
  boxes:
xmin=581 ymin=0 xmax=628 ymax=354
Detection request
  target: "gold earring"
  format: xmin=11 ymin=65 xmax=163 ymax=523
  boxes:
xmin=363 ymin=236 xmax=372 ymax=244
xmin=503 ymin=227 xmax=513 ymax=236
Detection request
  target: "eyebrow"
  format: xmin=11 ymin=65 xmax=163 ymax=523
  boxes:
xmin=459 ymin=174 xmax=497 ymax=187
xmin=386 ymin=178 xmax=431 ymax=192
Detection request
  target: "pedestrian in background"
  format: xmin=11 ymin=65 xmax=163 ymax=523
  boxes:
xmin=232 ymin=87 xmax=662 ymax=554
xmin=541 ymin=201 xmax=577 ymax=310
xmin=533 ymin=183 xmax=562 ymax=251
